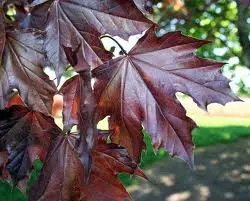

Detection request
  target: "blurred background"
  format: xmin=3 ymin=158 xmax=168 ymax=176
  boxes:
xmin=1 ymin=0 xmax=250 ymax=201
xmin=150 ymin=0 xmax=250 ymax=95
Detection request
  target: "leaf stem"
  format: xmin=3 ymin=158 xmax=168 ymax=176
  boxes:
xmin=100 ymin=35 xmax=128 ymax=55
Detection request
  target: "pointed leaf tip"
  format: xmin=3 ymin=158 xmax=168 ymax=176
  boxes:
xmin=94 ymin=27 xmax=238 ymax=167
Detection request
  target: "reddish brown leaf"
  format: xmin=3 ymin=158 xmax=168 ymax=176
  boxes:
xmin=93 ymin=28 xmax=239 ymax=167
xmin=0 ymin=151 xmax=9 ymax=179
xmin=133 ymin=0 xmax=146 ymax=12
xmin=133 ymin=0 xmax=153 ymax=13
xmin=29 ymin=134 xmax=145 ymax=201
xmin=59 ymin=74 xmax=98 ymax=139
xmin=6 ymin=93 xmax=25 ymax=108
xmin=0 ymin=67 xmax=9 ymax=109
xmin=63 ymin=44 xmax=97 ymax=73
xmin=42 ymin=0 xmax=153 ymax=79
xmin=109 ymin=115 xmax=146 ymax=163
xmin=60 ymin=73 xmax=97 ymax=179
xmin=59 ymin=75 xmax=81 ymax=132
xmin=76 ymin=72 xmax=98 ymax=180
xmin=0 ymin=105 xmax=59 ymax=183
xmin=23 ymin=0 xmax=53 ymax=29
xmin=0 ymin=30 xmax=57 ymax=115
xmin=0 ymin=8 xmax=5 ymax=61
xmin=0 ymin=7 xmax=7 ymax=105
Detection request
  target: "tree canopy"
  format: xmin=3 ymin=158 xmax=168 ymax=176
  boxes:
xmin=150 ymin=0 xmax=250 ymax=94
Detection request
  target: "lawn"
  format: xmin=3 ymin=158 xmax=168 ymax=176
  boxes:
xmin=138 ymin=115 xmax=250 ymax=169
xmin=121 ymin=115 xmax=250 ymax=186
xmin=1 ymin=115 xmax=250 ymax=200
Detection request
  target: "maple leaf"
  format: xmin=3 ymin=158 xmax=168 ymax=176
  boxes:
xmin=92 ymin=28 xmax=239 ymax=166
xmin=0 ymin=6 xmax=8 ymax=109
xmin=29 ymin=134 xmax=145 ymax=201
xmin=0 ymin=30 xmax=57 ymax=115
xmin=59 ymin=75 xmax=81 ymax=132
xmin=6 ymin=93 xmax=25 ymax=108
xmin=18 ymin=0 xmax=52 ymax=29
xmin=0 ymin=67 xmax=9 ymax=109
xmin=0 ymin=0 xmax=241 ymax=199
xmin=133 ymin=0 xmax=152 ymax=13
xmin=32 ymin=0 xmax=153 ymax=79
xmin=0 ymin=105 xmax=59 ymax=184
xmin=109 ymin=115 xmax=146 ymax=163
xmin=60 ymin=72 xmax=97 ymax=180
xmin=0 ymin=9 xmax=5 ymax=61
xmin=133 ymin=0 xmax=147 ymax=12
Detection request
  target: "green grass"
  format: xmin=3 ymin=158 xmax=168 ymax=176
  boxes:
xmin=192 ymin=115 xmax=250 ymax=147
xmin=1 ymin=115 xmax=250 ymax=199
xmin=120 ymin=115 xmax=250 ymax=186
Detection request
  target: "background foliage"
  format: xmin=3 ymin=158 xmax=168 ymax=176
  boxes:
xmin=151 ymin=0 xmax=250 ymax=94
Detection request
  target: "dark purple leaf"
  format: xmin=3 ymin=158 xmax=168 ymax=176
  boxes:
xmin=0 ymin=105 xmax=59 ymax=183
xmin=133 ymin=0 xmax=153 ymax=13
xmin=22 ymin=0 xmax=53 ymax=29
xmin=1 ymin=30 xmax=57 ymax=115
xmin=93 ymin=28 xmax=239 ymax=167
xmin=44 ymin=0 xmax=153 ymax=79
xmin=109 ymin=115 xmax=146 ymax=163
xmin=29 ymin=134 xmax=146 ymax=201
xmin=0 ymin=8 xmax=5 ymax=61
xmin=59 ymin=75 xmax=81 ymax=132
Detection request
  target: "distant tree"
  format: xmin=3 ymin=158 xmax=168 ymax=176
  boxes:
xmin=150 ymin=0 xmax=250 ymax=94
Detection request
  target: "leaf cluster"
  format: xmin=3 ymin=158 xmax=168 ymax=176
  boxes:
xmin=0 ymin=0 xmax=238 ymax=200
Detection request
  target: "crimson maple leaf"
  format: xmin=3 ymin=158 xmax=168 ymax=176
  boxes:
xmin=0 ymin=30 xmax=56 ymax=115
xmin=29 ymin=134 xmax=146 ymax=201
xmin=31 ymin=0 xmax=153 ymax=79
xmin=92 ymin=28 xmax=239 ymax=166
xmin=0 ymin=105 xmax=59 ymax=184
xmin=108 ymin=114 xmax=146 ymax=163
xmin=59 ymin=72 xmax=98 ymax=180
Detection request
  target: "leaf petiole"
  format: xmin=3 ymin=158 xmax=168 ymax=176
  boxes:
xmin=100 ymin=35 xmax=128 ymax=55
